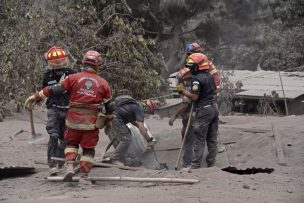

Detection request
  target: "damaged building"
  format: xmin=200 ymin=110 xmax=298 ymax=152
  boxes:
xmin=230 ymin=70 xmax=304 ymax=115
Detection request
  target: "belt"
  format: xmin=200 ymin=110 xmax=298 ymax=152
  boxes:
xmin=51 ymin=104 xmax=70 ymax=109
xmin=194 ymin=103 xmax=215 ymax=111
xmin=203 ymin=104 xmax=212 ymax=108
xmin=70 ymin=107 xmax=98 ymax=115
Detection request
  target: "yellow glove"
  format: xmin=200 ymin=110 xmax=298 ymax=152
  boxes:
xmin=24 ymin=94 xmax=37 ymax=111
xmin=176 ymin=83 xmax=184 ymax=92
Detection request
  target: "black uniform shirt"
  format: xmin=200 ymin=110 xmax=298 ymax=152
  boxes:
xmin=42 ymin=68 xmax=75 ymax=109
xmin=190 ymin=70 xmax=216 ymax=108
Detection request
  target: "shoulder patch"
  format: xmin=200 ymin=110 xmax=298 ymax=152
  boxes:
xmin=192 ymin=81 xmax=199 ymax=91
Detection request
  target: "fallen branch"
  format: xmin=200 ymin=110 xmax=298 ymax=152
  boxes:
xmin=271 ymin=124 xmax=287 ymax=166
xmin=51 ymin=157 xmax=142 ymax=171
xmin=47 ymin=176 xmax=199 ymax=184
xmin=9 ymin=129 xmax=27 ymax=140
xmin=220 ymin=126 xmax=270 ymax=133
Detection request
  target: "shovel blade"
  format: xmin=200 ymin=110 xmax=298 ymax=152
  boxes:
xmin=155 ymin=163 xmax=168 ymax=171
xmin=28 ymin=133 xmax=45 ymax=144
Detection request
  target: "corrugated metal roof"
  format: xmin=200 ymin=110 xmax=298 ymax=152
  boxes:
xmin=229 ymin=70 xmax=304 ymax=99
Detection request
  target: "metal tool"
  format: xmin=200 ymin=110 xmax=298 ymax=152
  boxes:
xmin=174 ymin=103 xmax=194 ymax=170
xmin=151 ymin=146 xmax=168 ymax=170
xmin=28 ymin=109 xmax=45 ymax=144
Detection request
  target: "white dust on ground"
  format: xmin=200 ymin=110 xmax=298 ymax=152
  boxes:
xmin=0 ymin=109 xmax=303 ymax=203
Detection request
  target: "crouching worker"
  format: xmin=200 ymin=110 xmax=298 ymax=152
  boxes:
xmin=104 ymin=95 xmax=156 ymax=166
xmin=25 ymin=50 xmax=112 ymax=185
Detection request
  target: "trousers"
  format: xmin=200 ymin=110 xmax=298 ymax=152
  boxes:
xmin=191 ymin=104 xmax=219 ymax=168
xmin=46 ymin=108 xmax=67 ymax=168
xmin=110 ymin=118 xmax=132 ymax=162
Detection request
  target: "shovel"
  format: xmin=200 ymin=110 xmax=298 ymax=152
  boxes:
xmin=28 ymin=109 xmax=45 ymax=144
xmin=150 ymin=146 xmax=168 ymax=170
xmin=174 ymin=103 xmax=194 ymax=170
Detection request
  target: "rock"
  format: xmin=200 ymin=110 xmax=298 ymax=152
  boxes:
xmin=287 ymin=143 xmax=292 ymax=147
xmin=243 ymin=183 xmax=250 ymax=189
xmin=287 ymin=189 xmax=293 ymax=193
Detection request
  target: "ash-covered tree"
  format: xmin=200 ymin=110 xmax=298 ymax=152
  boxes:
xmin=0 ymin=0 xmax=165 ymax=110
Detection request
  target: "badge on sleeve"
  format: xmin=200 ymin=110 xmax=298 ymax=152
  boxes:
xmin=192 ymin=81 xmax=199 ymax=92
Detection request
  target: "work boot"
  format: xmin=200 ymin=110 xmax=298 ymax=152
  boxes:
xmin=78 ymin=173 xmax=92 ymax=186
xmin=49 ymin=167 xmax=59 ymax=176
xmin=207 ymin=162 xmax=215 ymax=168
xmin=63 ymin=161 xmax=75 ymax=181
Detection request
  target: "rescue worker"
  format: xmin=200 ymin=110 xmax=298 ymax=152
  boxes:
xmin=42 ymin=46 xmax=75 ymax=176
xmin=168 ymin=68 xmax=194 ymax=168
xmin=177 ymin=53 xmax=219 ymax=168
xmin=25 ymin=50 xmax=112 ymax=185
xmin=169 ymin=43 xmax=222 ymax=168
xmin=186 ymin=42 xmax=225 ymax=153
xmin=185 ymin=42 xmax=221 ymax=90
xmin=105 ymin=94 xmax=156 ymax=166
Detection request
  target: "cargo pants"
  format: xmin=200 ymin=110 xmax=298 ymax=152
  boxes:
xmin=191 ymin=104 xmax=219 ymax=168
xmin=110 ymin=117 xmax=132 ymax=162
xmin=46 ymin=108 xmax=67 ymax=168
xmin=181 ymin=113 xmax=194 ymax=167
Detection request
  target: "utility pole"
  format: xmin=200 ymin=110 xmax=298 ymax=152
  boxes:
xmin=278 ymin=70 xmax=289 ymax=116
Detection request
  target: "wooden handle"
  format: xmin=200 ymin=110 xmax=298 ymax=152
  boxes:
xmin=29 ymin=109 xmax=36 ymax=135
xmin=174 ymin=103 xmax=194 ymax=170
xmin=47 ymin=176 xmax=199 ymax=184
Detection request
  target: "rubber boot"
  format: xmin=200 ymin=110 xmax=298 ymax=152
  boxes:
xmin=49 ymin=167 xmax=59 ymax=176
xmin=63 ymin=161 xmax=75 ymax=181
xmin=78 ymin=172 xmax=92 ymax=186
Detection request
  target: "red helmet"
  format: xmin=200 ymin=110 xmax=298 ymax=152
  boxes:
xmin=186 ymin=42 xmax=202 ymax=55
xmin=82 ymin=50 xmax=102 ymax=66
xmin=191 ymin=42 xmax=202 ymax=52
xmin=45 ymin=46 xmax=68 ymax=68
xmin=186 ymin=53 xmax=210 ymax=71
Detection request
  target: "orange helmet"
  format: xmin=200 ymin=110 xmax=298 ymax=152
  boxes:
xmin=45 ymin=46 xmax=68 ymax=68
xmin=82 ymin=50 xmax=102 ymax=67
xmin=186 ymin=53 xmax=210 ymax=71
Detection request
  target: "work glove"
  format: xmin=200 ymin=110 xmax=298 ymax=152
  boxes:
xmin=147 ymin=138 xmax=155 ymax=148
xmin=168 ymin=114 xmax=176 ymax=126
xmin=24 ymin=94 xmax=37 ymax=111
xmin=176 ymin=83 xmax=184 ymax=93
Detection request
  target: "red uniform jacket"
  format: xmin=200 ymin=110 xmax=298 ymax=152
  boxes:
xmin=209 ymin=61 xmax=221 ymax=89
xmin=37 ymin=69 xmax=112 ymax=130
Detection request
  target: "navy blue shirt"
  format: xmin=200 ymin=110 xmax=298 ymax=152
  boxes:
xmin=114 ymin=103 xmax=145 ymax=124
xmin=190 ymin=70 xmax=216 ymax=108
